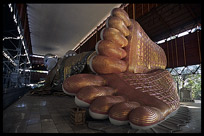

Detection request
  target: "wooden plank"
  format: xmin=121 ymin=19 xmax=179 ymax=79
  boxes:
xmin=88 ymin=35 xmax=96 ymax=51
xmin=170 ymin=40 xmax=175 ymax=68
xmin=159 ymin=42 xmax=169 ymax=67
xmin=167 ymin=41 xmax=172 ymax=68
xmin=135 ymin=4 xmax=143 ymax=19
xmin=127 ymin=4 xmax=133 ymax=19
xmin=184 ymin=32 xmax=200 ymax=66
xmin=143 ymin=4 xmax=149 ymax=15
xmin=197 ymin=31 xmax=201 ymax=62
xmin=176 ymin=37 xmax=185 ymax=67
xmin=133 ymin=3 xmax=135 ymax=20
xmin=175 ymin=38 xmax=179 ymax=67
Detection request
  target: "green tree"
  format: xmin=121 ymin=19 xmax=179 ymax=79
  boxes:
xmin=185 ymin=74 xmax=201 ymax=99
xmin=173 ymin=74 xmax=201 ymax=99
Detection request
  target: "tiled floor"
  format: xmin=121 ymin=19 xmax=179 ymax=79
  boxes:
xmin=3 ymin=92 xmax=201 ymax=133
xmin=3 ymin=93 xmax=100 ymax=133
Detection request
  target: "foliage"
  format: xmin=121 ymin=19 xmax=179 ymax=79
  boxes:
xmin=185 ymin=74 xmax=201 ymax=99
xmin=173 ymin=74 xmax=201 ymax=99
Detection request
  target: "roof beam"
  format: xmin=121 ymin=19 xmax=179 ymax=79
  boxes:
xmin=183 ymin=4 xmax=200 ymax=27
xmin=152 ymin=18 xmax=200 ymax=42
xmin=151 ymin=7 xmax=175 ymax=38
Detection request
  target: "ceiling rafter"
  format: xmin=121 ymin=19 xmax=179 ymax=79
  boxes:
xmin=151 ymin=6 xmax=175 ymax=39
xmin=183 ymin=4 xmax=200 ymax=28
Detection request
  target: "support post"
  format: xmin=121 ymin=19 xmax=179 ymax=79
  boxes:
xmin=171 ymin=40 xmax=174 ymax=68
xmin=197 ymin=31 xmax=201 ymax=63
xmin=175 ymin=38 xmax=179 ymax=67
xmin=182 ymin=36 xmax=187 ymax=66
xmin=166 ymin=41 xmax=170 ymax=68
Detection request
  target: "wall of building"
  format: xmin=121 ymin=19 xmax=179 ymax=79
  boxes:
xmin=160 ymin=30 xmax=201 ymax=68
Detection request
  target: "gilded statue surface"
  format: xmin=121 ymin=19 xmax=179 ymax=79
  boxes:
xmin=36 ymin=8 xmax=180 ymax=129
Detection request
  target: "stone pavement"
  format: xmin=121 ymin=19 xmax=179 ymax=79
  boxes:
xmin=3 ymin=92 xmax=201 ymax=133
xmin=177 ymin=101 xmax=201 ymax=133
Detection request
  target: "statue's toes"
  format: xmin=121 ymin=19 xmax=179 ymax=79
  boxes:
xmin=96 ymin=40 xmax=127 ymax=59
xmin=108 ymin=101 xmax=140 ymax=126
xmin=88 ymin=7 xmax=132 ymax=75
xmin=91 ymin=55 xmax=127 ymax=74
xmin=89 ymin=95 xmax=128 ymax=120
xmin=62 ymin=74 xmax=107 ymax=96
xmin=75 ymin=86 xmax=116 ymax=107
xmin=106 ymin=16 xmax=130 ymax=36
xmin=111 ymin=8 xmax=132 ymax=27
xmin=129 ymin=106 xmax=164 ymax=129
xmin=101 ymin=27 xmax=128 ymax=47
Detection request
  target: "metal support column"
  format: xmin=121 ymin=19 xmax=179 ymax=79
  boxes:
xmin=3 ymin=3 xmax=32 ymax=89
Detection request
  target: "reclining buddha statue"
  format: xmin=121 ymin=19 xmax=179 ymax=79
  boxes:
xmin=62 ymin=8 xmax=180 ymax=129
xmin=37 ymin=7 xmax=180 ymax=129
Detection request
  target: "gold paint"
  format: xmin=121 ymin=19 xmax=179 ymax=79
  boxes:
xmin=138 ymin=39 xmax=140 ymax=44
xmin=138 ymin=44 xmax=140 ymax=49
xmin=64 ymin=66 xmax=71 ymax=79
xmin=148 ymin=63 xmax=151 ymax=69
